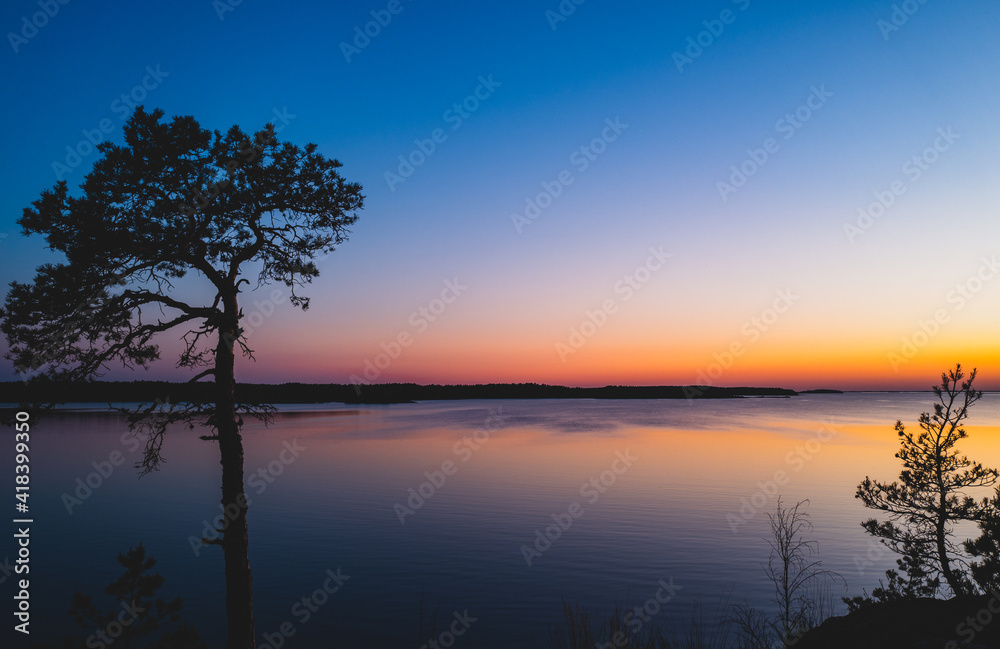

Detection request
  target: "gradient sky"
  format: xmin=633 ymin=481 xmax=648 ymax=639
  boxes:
xmin=2 ymin=0 xmax=1000 ymax=390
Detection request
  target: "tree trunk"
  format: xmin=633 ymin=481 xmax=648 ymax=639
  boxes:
xmin=217 ymin=293 xmax=256 ymax=649
xmin=938 ymin=492 xmax=964 ymax=596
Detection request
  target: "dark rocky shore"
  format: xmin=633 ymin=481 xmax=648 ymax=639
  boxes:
xmin=797 ymin=595 xmax=1000 ymax=649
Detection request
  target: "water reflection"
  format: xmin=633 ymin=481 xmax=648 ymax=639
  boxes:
xmin=22 ymin=394 xmax=1000 ymax=647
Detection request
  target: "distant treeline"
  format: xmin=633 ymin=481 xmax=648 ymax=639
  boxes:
xmin=344 ymin=383 xmax=799 ymax=403
xmin=0 ymin=380 xmax=799 ymax=404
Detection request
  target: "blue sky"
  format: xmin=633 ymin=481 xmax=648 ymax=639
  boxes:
xmin=2 ymin=0 xmax=1000 ymax=388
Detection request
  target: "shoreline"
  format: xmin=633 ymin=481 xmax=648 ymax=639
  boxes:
xmin=0 ymin=380 xmax=821 ymax=405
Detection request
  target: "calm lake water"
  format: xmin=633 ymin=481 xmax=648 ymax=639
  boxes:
xmin=16 ymin=393 xmax=1000 ymax=647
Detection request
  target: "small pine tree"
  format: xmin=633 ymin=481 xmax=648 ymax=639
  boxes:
xmin=855 ymin=364 xmax=998 ymax=598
